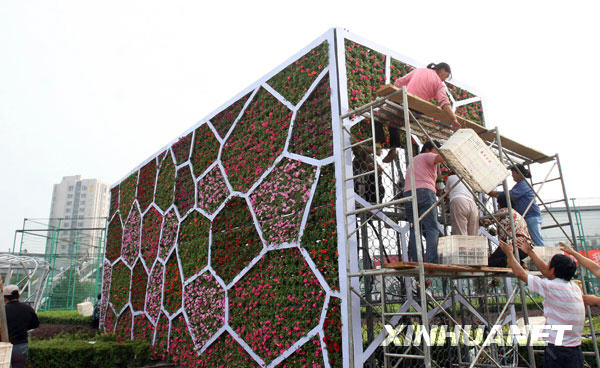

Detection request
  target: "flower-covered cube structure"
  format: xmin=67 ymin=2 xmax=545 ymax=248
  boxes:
xmin=101 ymin=28 xmax=485 ymax=367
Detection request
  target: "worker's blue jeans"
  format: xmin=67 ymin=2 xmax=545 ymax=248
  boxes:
xmin=404 ymin=188 xmax=439 ymax=263
xmin=11 ymin=343 xmax=28 ymax=368
xmin=525 ymin=215 xmax=545 ymax=246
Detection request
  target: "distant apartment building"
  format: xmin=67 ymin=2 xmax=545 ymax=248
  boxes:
xmin=47 ymin=175 xmax=110 ymax=261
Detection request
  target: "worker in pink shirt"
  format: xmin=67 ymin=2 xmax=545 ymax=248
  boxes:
xmin=403 ymin=140 xmax=444 ymax=263
xmin=394 ymin=62 xmax=461 ymax=131
xmin=383 ymin=62 xmax=460 ymax=163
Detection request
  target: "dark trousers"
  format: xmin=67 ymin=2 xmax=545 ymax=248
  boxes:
xmin=375 ymin=122 xmax=402 ymax=148
xmin=11 ymin=343 xmax=28 ymax=368
xmin=543 ymin=344 xmax=583 ymax=368
xmin=488 ymin=246 xmax=528 ymax=267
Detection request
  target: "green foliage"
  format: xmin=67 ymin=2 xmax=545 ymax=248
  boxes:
xmin=28 ymin=334 xmax=151 ymax=368
xmin=211 ymin=197 xmax=262 ymax=285
xmin=301 ymin=164 xmax=339 ymax=290
xmin=174 ymin=165 xmax=195 ymax=215
xmin=210 ymin=92 xmax=252 ymax=140
xmin=109 ymin=261 xmax=131 ymax=313
xmin=228 ymin=248 xmax=325 ymax=364
xmin=155 ymin=151 xmax=176 ymax=212
xmin=191 ymin=124 xmax=219 ymax=177
xmin=446 ymin=83 xmax=484 ymax=124
xmin=130 ymin=262 xmax=148 ymax=311
xmin=278 ymin=336 xmax=323 ymax=366
xmin=196 ymin=332 xmax=260 ymax=367
xmin=289 ymin=74 xmax=333 ymax=160
xmin=345 ymin=40 xmax=386 ymax=109
xmin=221 ymin=88 xmax=292 ymax=193
xmin=109 ymin=187 xmax=119 ymax=217
xmin=171 ymin=132 xmax=193 ymax=165
xmin=267 ymin=41 xmax=329 ymax=105
xmin=37 ymin=310 xmax=91 ymax=326
xmin=249 ymin=158 xmax=317 ymax=245
xmin=162 ymin=253 xmax=183 ymax=314
xmin=168 ymin=314 xmax=196 ymax=367
xmin=105 ymin=216 xmax=122 ymax=263
xmin=390 ymin=58 xmax=414 ymax=80
xmin=178 ymin=211 xmax=210 ymax=280
xmin=323 ymin=297 xmax=343 ymax=367
xmin=118 ymin=171 xmax=138 ymax=218
xmin=140 ymin=206 xmax=162 ymax=267
xmin=137 ymin=158 xmax=157 ymax=212
xmin=115 ymin=307 xmax=133 ymax=340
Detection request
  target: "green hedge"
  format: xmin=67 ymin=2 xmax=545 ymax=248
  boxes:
xmin=28 ymin=334 xmax=150 ymax=368
xmin=37 ymin=310 xmax=91 ymax=326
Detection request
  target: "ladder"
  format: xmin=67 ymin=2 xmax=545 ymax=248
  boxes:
xmin=340 ymin=87 xmax=432 ymax=367
xmin=339 ymin=86 xmax=600 ymax=367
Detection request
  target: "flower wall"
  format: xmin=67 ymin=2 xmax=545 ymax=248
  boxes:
xmin=101 ymin=29 xmax=486 ymax=367
xmin=102 ymin=32 xmax=344 ymax=368
xmin=345 ymin=39 xmax=485 ymax=126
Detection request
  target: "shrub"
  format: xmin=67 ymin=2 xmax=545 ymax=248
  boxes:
xmin=28 ymin=334 xmax=151 ymax=368
xmin=37 ymin=310 xmax=91 ymax=326
xmin=31 ymin=326 xmax=96 ymax=340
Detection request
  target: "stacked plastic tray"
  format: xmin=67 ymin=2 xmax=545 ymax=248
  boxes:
xmin=440 ymin=129 xmax=510 ymax=193
xmin=438 ymin=235 xmax=489 ymax=265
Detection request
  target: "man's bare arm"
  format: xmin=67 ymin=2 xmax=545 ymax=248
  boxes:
xmin=517 ymin=243 xmax=552 ymax=278
xmin=500 ymin=241 xmax=528 ymax=283
xmin=560 ymin=242 xmax=600 ymax=278
xmin=583 ymin=295 xmax=600 ymax=306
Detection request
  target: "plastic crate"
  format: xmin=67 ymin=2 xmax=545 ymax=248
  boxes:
xmin=0 ymin=342 xmax=12 ymax=368
xmin=438 ymin=235 xmax=488 ymax=265
xmin=77 ymin=301 xmax=94 ymax=317
xmin=439 ymin=129 xmax=510 ymax=193
xmin=527 ymin=246 xmax=563 ymax=270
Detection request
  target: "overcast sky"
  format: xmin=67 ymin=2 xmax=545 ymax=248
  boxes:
xmin=2 ymin=1 xmax=599 ymax=252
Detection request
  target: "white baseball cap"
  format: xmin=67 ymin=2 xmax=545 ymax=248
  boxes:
xmin=3 ymin=285 xmax=19 ymax=297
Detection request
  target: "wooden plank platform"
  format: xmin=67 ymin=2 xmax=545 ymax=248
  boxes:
xmin=382 ymin=261 xmax=515 ymax=278
xmin=375 ymin=84 xmax=551 ymax=163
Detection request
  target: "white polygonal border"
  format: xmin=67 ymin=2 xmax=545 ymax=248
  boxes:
xmin=101 ymin=28 xmax=487 ymax=367
xmin=334 ymin=28 xmax=488 ymax=365
xmin=101 ymin=29 xmax=343 ymax=367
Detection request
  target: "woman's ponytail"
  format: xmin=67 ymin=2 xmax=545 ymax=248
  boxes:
xmin=427 ymin=62 xmax=451 ymax=74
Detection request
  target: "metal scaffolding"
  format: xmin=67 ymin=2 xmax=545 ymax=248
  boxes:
xmin=0 ymin=254 xmax=50 ymax=310
xmin=339 ymin=85 xmax=600 ymax=367
xmin=12 ymin=217 xmax=106 ymax=311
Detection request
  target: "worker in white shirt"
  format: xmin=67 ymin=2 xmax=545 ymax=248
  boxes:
xmin=445 ymin=174 xmax=479 ymax=235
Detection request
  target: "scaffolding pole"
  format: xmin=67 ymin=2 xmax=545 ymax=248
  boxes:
xmin=341 ymin=86 xmax=600 ymax=367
